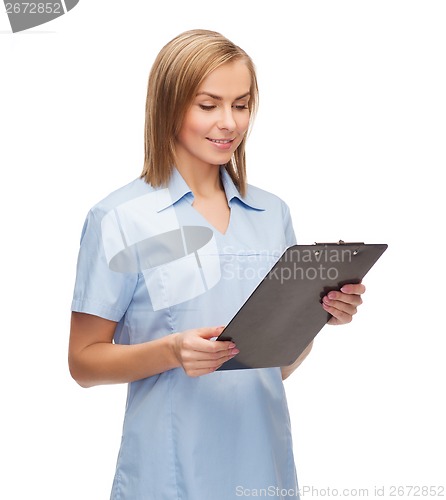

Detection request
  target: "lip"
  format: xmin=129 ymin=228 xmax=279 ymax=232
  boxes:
xmin=206 ymin=137 xmax=235 ymax=151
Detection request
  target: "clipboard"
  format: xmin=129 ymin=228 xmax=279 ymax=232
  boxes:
xmin=216 ymin=241 xmax=388 ymax=370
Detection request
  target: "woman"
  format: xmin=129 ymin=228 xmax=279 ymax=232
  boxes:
xmin=69 ymin=29 xmax=365 ymax=500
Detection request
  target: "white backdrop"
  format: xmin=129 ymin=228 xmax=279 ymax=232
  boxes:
xmin=1 ymin=1 xmax=445 ymax=499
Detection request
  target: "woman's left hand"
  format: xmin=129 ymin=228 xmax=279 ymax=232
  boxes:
xmin=322 ymin=283 xmax=366 ymax=326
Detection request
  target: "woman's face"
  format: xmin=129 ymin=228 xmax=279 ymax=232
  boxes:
xmin=175 ymin=60 xmax=252 ymax=171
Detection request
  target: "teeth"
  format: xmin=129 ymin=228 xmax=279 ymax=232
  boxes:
xmin=209 ymin=139 xmax=232 ymax=144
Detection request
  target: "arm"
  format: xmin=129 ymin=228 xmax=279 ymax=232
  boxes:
xmin=68 ymin=312 xmax=239 ymax=388
xmin=281 ymin=341 xmax=313 ymax=380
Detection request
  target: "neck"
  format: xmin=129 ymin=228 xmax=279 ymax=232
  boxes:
xmin=176 ymin=163 xmax=223 ymax=199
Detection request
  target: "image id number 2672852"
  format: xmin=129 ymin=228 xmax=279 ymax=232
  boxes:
xmin=388 ymin=485 xmax=444 ymax=496
xmin=5 ymin=2 xmax=62 ymax=14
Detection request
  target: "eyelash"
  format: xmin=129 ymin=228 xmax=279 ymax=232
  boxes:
xmin=199 ymin=104 xmax=248 ymax=111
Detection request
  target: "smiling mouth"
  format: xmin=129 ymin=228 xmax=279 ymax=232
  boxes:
xmin=207 ymin=138 xmax=235 ymax=144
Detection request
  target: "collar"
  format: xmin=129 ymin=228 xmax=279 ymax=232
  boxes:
xmin=155 ymin=166 xmax=265 ymax=212
xmin=219 ymin=166 xmax=265 ymax=211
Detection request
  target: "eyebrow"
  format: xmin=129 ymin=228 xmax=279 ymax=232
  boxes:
xmin=196 ymin=91 xmax=251 ymax=101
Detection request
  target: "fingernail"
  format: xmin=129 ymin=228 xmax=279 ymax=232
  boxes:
xmin=231 ymin=348 xmax=240 ymax=355
xmin=323 ymin=296 xmax=330 ymax=303
xmin=228 ymin=342 xmax=236 ymax=348
xmin=328 ymin=292 xmax=336 ymax=299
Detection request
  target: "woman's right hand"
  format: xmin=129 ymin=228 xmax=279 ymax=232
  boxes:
xmin=171 ymin=326 xmax=239 ymax=377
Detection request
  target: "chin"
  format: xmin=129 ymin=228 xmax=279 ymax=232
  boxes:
xmin=205 ymin=156 xmax=232 ymax=167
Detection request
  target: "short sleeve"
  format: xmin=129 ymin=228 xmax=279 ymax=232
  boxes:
xmin=71 ymin=209 xmax=138 ymax=322
xmin=282 ymin=201 xmax=297 ymax=247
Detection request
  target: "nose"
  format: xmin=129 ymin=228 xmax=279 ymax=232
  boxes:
xmin=217 ymin=106 xmax=237 ymax=132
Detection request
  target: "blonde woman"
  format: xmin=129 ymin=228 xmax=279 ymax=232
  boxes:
xmin=69 ymin=29 xmax=365 ymax=500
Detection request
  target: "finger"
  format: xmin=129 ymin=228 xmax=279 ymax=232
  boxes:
xmin=186 ymin=366 xmax=222 ymax=377
xmin=196 ymin=326 xmax=226 ymax=340
xmin=184 ymin=352 xmax=239 ymax=376
xmin=186 ymin=353 xmax=237 ymax=370
xmin=187 ymin=327 xmax=236 ymax=352
xmin=183 ymin=346 xmax=239 ymax=364
xmin=327 ymin=315 xmax=346 ymax=326
xmin=325 ymin=291 xmax=363 ymax=307
xmin=196 ymin=338 xmax=237 ymax=355
xmin=340 ymin=283 xmax=366 ymax=295
xmin=322 ymin=299 xmax=358 ymax=316
xmin=323 ymin=303 xmax=353 ymax=325
xmin=186 ymin=368 xmax=215 ymax=378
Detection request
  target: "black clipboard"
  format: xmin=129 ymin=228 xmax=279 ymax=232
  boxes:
xmin=216 ymin=241 xmax=388 ymax=370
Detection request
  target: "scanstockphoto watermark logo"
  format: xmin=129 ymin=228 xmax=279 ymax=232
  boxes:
xmin=266 ymin=246 xmax=354 ymax=283
xmin=236 ymin=483 xmax=446 ymax=497
xmin=220 ymin=245 xmax=354 ymax=283
xmin=3 ymin=0 xmax=79 ymax=32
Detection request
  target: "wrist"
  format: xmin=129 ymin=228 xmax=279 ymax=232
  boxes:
xmin=167 ymin=332 xmax=182 ymax=369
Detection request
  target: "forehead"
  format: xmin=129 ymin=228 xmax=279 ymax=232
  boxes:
xmin=197 ymin=60 xmax=252 ymax=97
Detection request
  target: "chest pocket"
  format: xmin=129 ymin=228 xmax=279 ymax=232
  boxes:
xmin=140 ymin=226 xmax=221 ymax=311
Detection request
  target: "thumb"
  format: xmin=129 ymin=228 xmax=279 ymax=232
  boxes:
xmin=196 ymin=326 xmax=226 ymax=340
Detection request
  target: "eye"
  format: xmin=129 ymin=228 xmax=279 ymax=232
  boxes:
xmin=234 ymin=104 xmax=249 ymax=110
xmin=199 ymin=104 xmax=216 ymax=111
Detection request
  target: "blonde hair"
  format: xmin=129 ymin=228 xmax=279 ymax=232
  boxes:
xmin=141 ymin=29 xmax=259 ymax=197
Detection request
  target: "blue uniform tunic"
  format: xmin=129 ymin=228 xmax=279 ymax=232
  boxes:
xmin=71 ymin=167 xmax=300 ymax=500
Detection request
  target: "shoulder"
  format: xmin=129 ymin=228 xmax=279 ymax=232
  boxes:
xmin=77 ymin=178 xmax=160 ymax=248
xmin=244 ymin=183 xmax=290 ymax=213
xmin=89 ymin=178 xmax=154 ymax=218
xmin=244 ymin=183 xmax=296 ymax=246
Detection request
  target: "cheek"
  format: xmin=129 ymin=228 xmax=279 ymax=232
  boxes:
xmin=178 ymin=113 xmax=204 ymax=143
xmin=237 ymin=113 xmax=250 ymax=133
xmin=185 ymin=111 xmax=212 ymax=138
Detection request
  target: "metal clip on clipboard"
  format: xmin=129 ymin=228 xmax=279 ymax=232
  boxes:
xmin=313 ymin=240 xmax=365 ymax=256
